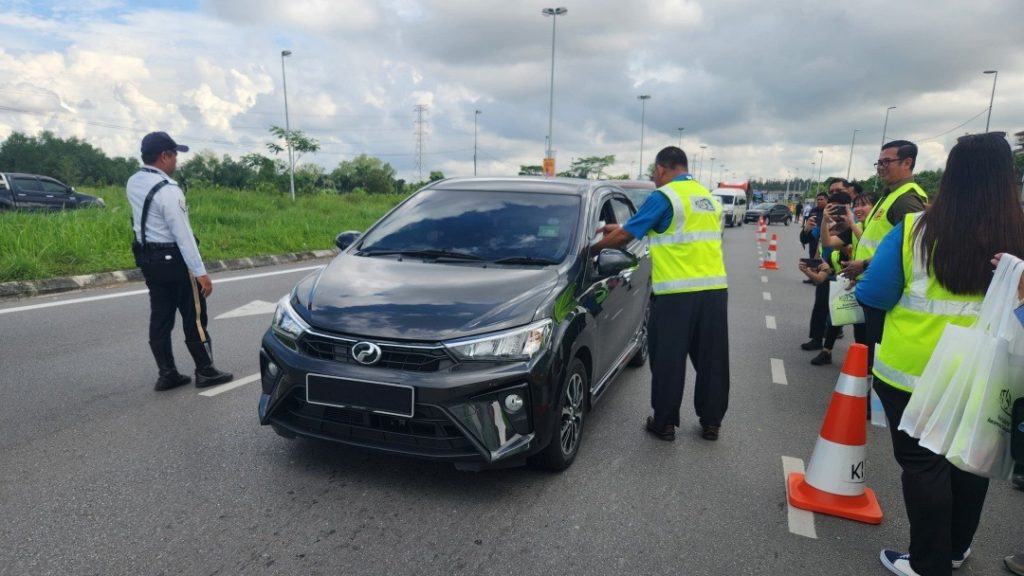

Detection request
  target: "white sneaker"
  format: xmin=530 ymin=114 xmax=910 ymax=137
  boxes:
xmin=952 ymin=547 xmax=971 ymax=569
xmin=880 ymin=550 xmax=921 ymax=576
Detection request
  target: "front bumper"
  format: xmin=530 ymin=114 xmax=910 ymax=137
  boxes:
xmin=258 ymin=330 xmax=551 ymax=466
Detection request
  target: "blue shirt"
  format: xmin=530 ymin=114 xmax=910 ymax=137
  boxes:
xmin=854 ymin=221 xmax=906 ymax=310
xmin=622 ymin=174 xmax=693 ymax=239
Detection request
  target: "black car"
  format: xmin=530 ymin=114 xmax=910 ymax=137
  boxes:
xmin=744 ymin=202 xmax=792 ymax=225
xmin=258 ymin=177 xmax=651 ymax=470
xmin=0 ymin=173 xmax=106 ymax=211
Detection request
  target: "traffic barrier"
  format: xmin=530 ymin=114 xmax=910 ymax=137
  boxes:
xmin=787 ymin=344 xmax=883 ymax=524
xmin=757 ymin=216 xmax=767 ymax=242
xmin=760 ymin=234 xmax=778 ymax=270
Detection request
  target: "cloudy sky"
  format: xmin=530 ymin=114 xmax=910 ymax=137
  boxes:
xmin=0 ymin=0 xmax=1021 ymax=185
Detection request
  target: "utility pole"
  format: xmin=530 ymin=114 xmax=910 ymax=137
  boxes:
xmin=413 ymin=104 xmax=427 ymax=182
xmin=473 ymin=109 xmax=481 ymax=176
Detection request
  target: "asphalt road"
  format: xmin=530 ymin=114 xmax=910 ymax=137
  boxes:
xmin=1 ymin=224 xmax=1020 ymax=576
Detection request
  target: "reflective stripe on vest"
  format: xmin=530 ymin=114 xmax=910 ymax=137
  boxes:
xmin=872 ymin=213 xmax=983 ymax=392
xmin=854 ymin=181 xmax=927 ymax=262
xmin=648 ymin=179 xmax=727 ymax=295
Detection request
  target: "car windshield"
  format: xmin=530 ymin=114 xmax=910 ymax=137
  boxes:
xmin=754 ymin=203 xmax=774 ymax=210
xmin=713 ymin=194 xmax=734 ymax=205
xmin=357 ymin=188 xmax=581 ymax=262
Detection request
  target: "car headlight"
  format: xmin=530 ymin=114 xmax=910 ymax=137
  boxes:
xmin=271 ymin=295 xmax=309 ymax=349
xmin=445 ymin=320 xmax=552 ymax=362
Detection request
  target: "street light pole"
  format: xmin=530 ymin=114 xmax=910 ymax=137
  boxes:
xmin=542 ymin=7 xmax=567 ymax=168
xmin=281 ymin=50 xmax=295 ymax=201
xmin=880 ymin=106 xmax=896 ymax=148
xmin=984 ymin=70 xmax=998 ymax=132
xmin=846 ymin=129 xmax=859 ymax=180
xmin=698 ymin=145 xmax=707 ymax=182
xmin=637 ymin=95 xmax=651 ymax=178
xmin=473 ymin=109 xmax=481 ymax=176
xmin=810 ymin=161 xmax=816 ymax=194
xmin=677 ymin=127 xmax=685 ymax=148
xmin=709 ymin=157 xmax=716 ymax=188
xmin=816 ymin=149 xmax=823 ymax=185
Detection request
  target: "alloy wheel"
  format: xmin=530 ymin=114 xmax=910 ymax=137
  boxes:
xmin=559 ymin=371 xmax=584 ymax=455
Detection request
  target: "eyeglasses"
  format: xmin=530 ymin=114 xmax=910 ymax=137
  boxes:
xmin=873 ymin=157 xmax=904 ymax=168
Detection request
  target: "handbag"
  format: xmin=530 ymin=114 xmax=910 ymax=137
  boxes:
xmin=947 ymin=256 xmax=1024 ymax=478
xmin=829 ymin=274 xmax=864 ymax=326
xmin=915 ymin=255 xmax=1020 ymax=458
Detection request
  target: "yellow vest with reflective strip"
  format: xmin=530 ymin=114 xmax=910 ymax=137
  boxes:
xmin=854 ymin=181 xmax=928 ymax=262
xmin=873 ymin=213 xmax=983 ymax=392
xmin=648 ymin=179 xmax=727 ymax=295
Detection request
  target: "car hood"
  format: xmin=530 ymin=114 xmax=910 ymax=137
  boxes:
xmin=298 ymin=253 xmax=562 ymax=341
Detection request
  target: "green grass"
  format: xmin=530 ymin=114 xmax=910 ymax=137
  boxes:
xmin=0 ymin=186 xmax=404 ymax=282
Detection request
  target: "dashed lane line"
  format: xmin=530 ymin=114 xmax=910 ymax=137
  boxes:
xmin=766 ymin=315 xmax=776 ymax=330
xmin=199 ymin=373 xmax=261 ymax=397
xmin=761 ymin=275 xmax=768 ymax=283
xmin=771 ymin=358 xmax=788 ymax=385
xmin=762 ymin=291 xmax=772 ymax=301
xmin=781 ymin=456 xmax=818 ymax=539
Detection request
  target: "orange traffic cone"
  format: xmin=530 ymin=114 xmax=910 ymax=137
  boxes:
xmin=757 ymin=216 xmax=767 ymax=242
xmin=787 ymin=344 xmax=883 ymax=524
xmin=760 ymin=234 xmax=779 ymax=270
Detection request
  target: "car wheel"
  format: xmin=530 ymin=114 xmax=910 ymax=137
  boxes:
xmin=627 ymin=302 xmax=650 ymax=368
xmin=537 ymin=358 xmax=587 ymax=470
xmin=785 ymin=217 xmax=791 ymax=226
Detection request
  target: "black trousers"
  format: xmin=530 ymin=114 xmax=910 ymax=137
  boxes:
xmin=874 ymin=380 xmax=989 ymax=576
xmin=145 ymin=258 xmax=209 ymax=345
xmin=808 ymin=279 xmax=830 ymax=341
xmin=862 ymin=304 xmax=886 ymax=369
xmin=648 ymin=289 xmax=729 ymax=428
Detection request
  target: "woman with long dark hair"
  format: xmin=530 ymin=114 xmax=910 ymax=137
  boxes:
xmin=856 ymin=132 xmax=1024 ymax=576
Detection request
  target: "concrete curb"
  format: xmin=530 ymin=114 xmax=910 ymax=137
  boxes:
xmin=0 ymin=249 xmax=338 ymax=301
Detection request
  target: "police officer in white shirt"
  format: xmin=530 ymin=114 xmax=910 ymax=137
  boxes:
xmin=128 ymin=131 xmax=232 ymax=390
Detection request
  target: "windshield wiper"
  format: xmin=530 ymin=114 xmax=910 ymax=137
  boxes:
xmin=490 ymin=256 xmax=561 ymax=265
xmin=358 ymin=249 xmax=484 ymax=261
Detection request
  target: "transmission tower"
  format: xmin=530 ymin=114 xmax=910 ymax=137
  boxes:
xmin=413 ymin=104 xmax=428 ymax=181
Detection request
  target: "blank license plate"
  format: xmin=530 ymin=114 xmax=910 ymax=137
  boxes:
xmin=306 ymin=374 xmax=414 ymax=418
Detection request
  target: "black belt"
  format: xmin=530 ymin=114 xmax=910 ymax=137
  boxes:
xmin=144 ymin=242 xmax=179 ymax=249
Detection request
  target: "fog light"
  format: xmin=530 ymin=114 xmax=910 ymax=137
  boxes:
xmin=503 ymin=393 xmax=524 ymax=413
xmin=267 ymin=362 xmax=279 ymax=377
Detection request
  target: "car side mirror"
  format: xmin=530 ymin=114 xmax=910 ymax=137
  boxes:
xmin=335 ymin=230 xmax=361 ymax=250
xmin=594 ymin=249 xmax=637 ymax=278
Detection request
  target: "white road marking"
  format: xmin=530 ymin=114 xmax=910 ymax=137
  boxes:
xmin=771 ymin=358 xmax=787 ymax=385
xmin=781 ymin=456 xmax=818 ymax=539
xmin=215 ymin=299 xmax=279 ymax=320
xmin=761 ymin=275 xmax=768 ymax=283
xmin=766 ymin=315 xmax=777 ymax=330
xmin=0 ymin=265 xmax=323 ymax=316
xmin=762 ymin=291 xmax=772 ymax=301
xmin=199 ymin=373 xmax=261 ymax=397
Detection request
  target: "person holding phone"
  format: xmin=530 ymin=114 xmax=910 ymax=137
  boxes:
xmin=798 ymin=191 xmax=852 ymax=363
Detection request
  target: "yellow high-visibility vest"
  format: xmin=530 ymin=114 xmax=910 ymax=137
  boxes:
xmin=854 ymin=181 xmax=928 ymax=262
xmin=873 ymin=213 xmax=983 ymax=392
xmin=648 ymin=178 xmax=727 ymax=295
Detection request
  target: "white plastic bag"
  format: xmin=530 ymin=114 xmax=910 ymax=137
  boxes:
xmin=898 ymin=324 xmax=974 ymax=437
xmin=829 ymin=274 xmax=864 ymax=326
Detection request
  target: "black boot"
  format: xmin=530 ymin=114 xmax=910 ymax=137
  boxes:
xmin=149 ymin=340 xmax=191 ymax=391
xmin=186 ymin=340 xmax=234 ymax=388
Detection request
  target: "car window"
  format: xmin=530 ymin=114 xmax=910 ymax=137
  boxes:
xmin=754 ymin=203 xmax=773 ymax=210
xmin=624 ymin=188 xmax=650 ymax=209
xmin=611 ymin=197 xmax=633 ymax=224
xmin=357 ymin=188 xmax=581 ymax=262
xmin=713 ymin=194 xmax=734 ymax=205
xmin=39 ymin=179 xmax=69 ymax=194
xmin=13 ymin=177 xmax=42 ymax=193
xmin=736 ymin=198 xmax=746 ymax=206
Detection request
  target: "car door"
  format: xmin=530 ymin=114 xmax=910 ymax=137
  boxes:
xmin=10 ymin=176 xmax=47 ymax=210
xmin=38 ymin=178 xmax=76 ymax=210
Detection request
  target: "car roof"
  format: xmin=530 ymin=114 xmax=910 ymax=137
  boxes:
xmin=429 ymin=176 xmax=621 ymax=197
xmin=611 ymin=179 xmax=656 ymax=190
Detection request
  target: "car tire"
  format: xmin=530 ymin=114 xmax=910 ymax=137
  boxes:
xmin=785 ymin=217 xmax=791 ymax=226
xmin=536 ymin=358 xmax=587 ymax=470
xmin=627 ymin=303 xmax=650 ymax=368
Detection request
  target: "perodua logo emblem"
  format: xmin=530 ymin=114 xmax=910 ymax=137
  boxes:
xmin=351 ymin=342 xmax=382 ymax=365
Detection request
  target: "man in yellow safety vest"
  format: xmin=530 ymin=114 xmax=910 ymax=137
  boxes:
xmin=591 ymin=146 xmax=729 ymax=442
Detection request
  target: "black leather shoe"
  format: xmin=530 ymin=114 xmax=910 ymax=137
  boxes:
xmin=155 ymin=372 xmax=191 ymax=391
xmin=800 ymin=339 xmax=823 ymax=351
xmin=810 ymin=351 xmax=832 ymax=366
xmin=701 ymin=425 xmax=720 ymax=441
xmin=645 ymin=416 xmax=675 ymax=441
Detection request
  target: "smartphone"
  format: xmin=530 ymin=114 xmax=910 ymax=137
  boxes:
xmin=801 ymin=258 xmax=823 ymax=268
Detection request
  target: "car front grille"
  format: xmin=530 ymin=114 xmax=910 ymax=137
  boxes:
xmin=276 ymin=388 xmax=480 ymax=459
xmin=298 ymin=333 xmax=455 ymax=373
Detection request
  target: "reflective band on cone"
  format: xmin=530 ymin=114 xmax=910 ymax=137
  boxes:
xmin=786 ymin=344 xmax=883 ymax=524
xmin=761 ymin=234 xmax=779 ymax=270
xmin=757 ymin=216 xmax=767 ymax=242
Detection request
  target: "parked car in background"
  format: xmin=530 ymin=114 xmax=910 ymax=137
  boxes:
xmin=711 ymin=188 xmax=747 ymax=227
xmin=744 ymin=202 xmax=793 ymax=225
xmin=259 ymin=176 xmax=651 ymax=471
xmin=0 ymin=173 xmax=105 ymax=211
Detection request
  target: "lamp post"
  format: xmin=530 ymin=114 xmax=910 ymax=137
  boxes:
xmin=708 ymin=157 xmax=716 ymax=188
xmin=810 ymin=161 xmax=816 ymax=194
xmin=698 ymin=145 xmax=707 ymax=182
xmin=677 ymin=127 xmax=685 ymax=148
xmin=846 ymin=129 xmax=859 ymax=180
xmin=880 ymin=106 xmax=896 ymax=148
xmin=637 ymin=94 xmax=651 ymax=178
xmin=473 ymin=109 xmax=481 ymax=176
xmin=816 ymin=149 xmax=823 ymax=184
xmin=542 ymin=7 xmax=567 ymax=168
xmin=984 ymin=70 xmax=998 ymax=132
xmin=280 ymin=49 xmax=295 ymax=201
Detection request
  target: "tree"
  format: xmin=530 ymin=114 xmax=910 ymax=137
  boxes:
xmin=428 ymin=171 xmax=445 ymax=182
xmin=330 ymin=154 xmax=397 ymax=194
xmin=518 ymin=165 xmax=543 ymax=176
xmin=266 ymin=126 xmax=320 ymax=166
xmin=567 ymin=155 xmax=615 ymax=179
